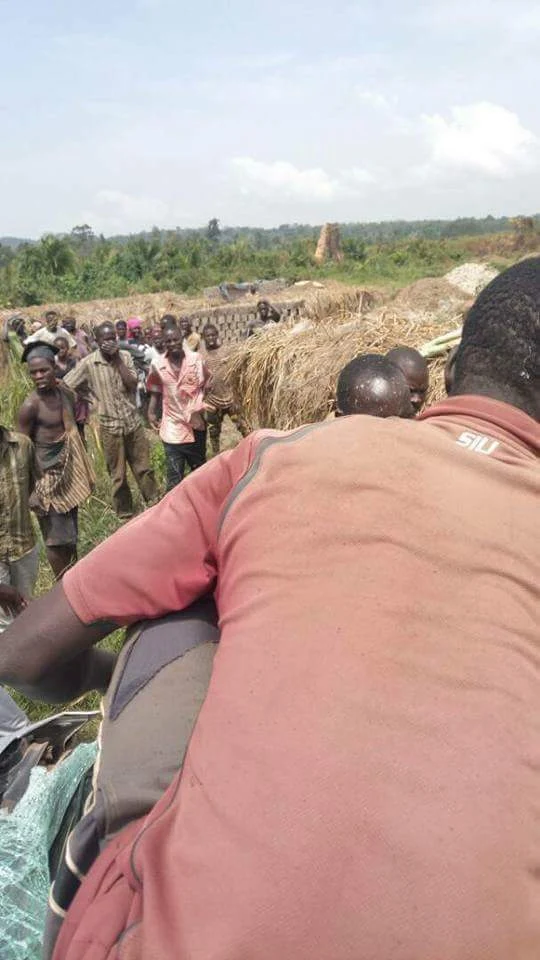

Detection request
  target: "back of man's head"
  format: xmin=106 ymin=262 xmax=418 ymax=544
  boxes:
xmin=160 ymin=314 xmax=177 ymax=330
xmin=451 ymin=257 xmax=540 ymax=419
xmin=336 ymin=354 xmax=414 ymax=419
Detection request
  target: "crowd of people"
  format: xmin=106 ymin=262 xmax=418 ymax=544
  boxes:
xmin=0 ymin=305 xmax=260 ymax=594
xmin=0 ymin=258 xmax=538 ymax=960
xmin=1 ymin=298 xmax=429 ymax=600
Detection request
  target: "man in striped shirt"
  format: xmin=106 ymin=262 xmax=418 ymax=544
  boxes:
xmin=0 ymin=424 xmax=39 ymax=630
xmin=65 ymin=322 xmax=157 ymax=518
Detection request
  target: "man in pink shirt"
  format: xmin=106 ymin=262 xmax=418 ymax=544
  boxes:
xmin=147 ymin=325 xmax=210 ymax=490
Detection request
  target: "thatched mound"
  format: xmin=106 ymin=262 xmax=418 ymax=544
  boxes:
xmin=226 ymin=304 xmax=464 ymax=430
xmin=390 ymin=262 xmax=499 ymax=323
xmin=390 ymin=277 xmax=472 ymax=321
xmin=224 ymin=263 xmax=497 ymax=429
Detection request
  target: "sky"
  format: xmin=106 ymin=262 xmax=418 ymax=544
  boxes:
xmin=1 ymin=0 xmax=539 ymax=236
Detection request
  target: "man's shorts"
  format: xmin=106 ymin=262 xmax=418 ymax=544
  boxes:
xmin=38 ymin=507 xmax=78 ymax=548
xmin=43 ymin=597 xmax=218 ymax=959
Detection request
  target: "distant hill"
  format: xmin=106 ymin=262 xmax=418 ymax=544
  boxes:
xmin=0 ymin=236 xmax=33 ymax=249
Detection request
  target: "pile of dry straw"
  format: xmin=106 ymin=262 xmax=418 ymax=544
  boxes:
xmin=225 ymin=277 xmax=481 ymax=430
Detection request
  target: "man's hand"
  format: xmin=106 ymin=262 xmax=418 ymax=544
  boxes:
xmin=148 ymin=415 xmax=161 ymax=432
xmin=0 ymin=584 xmax=27 ymax=616
xmin=100 ymin=341 xmax=120 ymax=361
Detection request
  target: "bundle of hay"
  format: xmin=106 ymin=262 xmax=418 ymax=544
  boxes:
xmin=390 ymin=277 xmax=472 ymax=323
xmin=225 ymin=305 xmax=464 ymax=430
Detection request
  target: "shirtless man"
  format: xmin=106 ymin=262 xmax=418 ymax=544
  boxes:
xmin=54 ymin=336 xmax=77 ymax=379
xmin=63 ymin=317 xmax=90 ymax=359
xmin=18 ymin=343 xmax=93 ymax=579
xmin=201 ymin=323 xmax=249 ymax=453
xmin=246 ymin=300 xmax=281 ymax=337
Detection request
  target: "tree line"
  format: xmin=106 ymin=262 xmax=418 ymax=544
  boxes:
xmin=0 ymin=215 xmax=538 ymax=307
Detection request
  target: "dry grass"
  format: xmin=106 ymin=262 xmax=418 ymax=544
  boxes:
xmin=226 ymin=302 xmax=467 ymax=430
xmin=0 ymin=280 xmax=378 ymax=332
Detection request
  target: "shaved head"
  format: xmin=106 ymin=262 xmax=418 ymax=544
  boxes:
xmin=336 ymin=354 xmax=414 ymax=419
xmin=385 ymin=346 xmax=429 ymax=413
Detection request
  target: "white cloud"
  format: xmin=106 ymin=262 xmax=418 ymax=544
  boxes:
xmin=418 ymin=102 xmax=537 ymax=179
xmin=342 ymin=166 xmax=377 ymax=186
xmin=355 ymin=90 xmax=391 ymax=110
xmin=417 ymin=0 xmax=540 ymax=40
xmin=231 ymin=158 xmax=340 ymax=201
xmin=83 ymin=189 xmax=169 ymax=233
xmin=230 ymin=158 xmax=377 ymax=204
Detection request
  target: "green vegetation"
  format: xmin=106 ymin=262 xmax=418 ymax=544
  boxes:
xmin=1 ymin=216 xmax=538 ymax=307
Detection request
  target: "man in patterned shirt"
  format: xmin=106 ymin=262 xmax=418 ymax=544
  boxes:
xmin=147 ymin=324 xmax=210 ymax=490
xmin=65 ymin=322 xmax=157 ymax=518
xmin=0 ymin=422 xmax=39 ymax=631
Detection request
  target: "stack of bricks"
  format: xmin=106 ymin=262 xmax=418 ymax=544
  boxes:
xmin=184 ymin=300 xmax=305 ymax=344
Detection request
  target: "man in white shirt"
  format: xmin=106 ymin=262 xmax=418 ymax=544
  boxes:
xmin=24 ymin=310 xmax=76 ymax=350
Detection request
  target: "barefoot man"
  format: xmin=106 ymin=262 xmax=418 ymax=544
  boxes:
xmin=17 ymin=342 xmax=94 ymax=579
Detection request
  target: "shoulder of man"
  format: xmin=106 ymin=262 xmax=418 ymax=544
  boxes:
xmin=75 ymin=351 xmax=94 ymax=367
xmin=119 ymin=348 xmax=135 ymax=362
xmin=7 ymin=429 xmax=33 ymax=451
xmin=6 ymin=429 xmax=36 ymax=469
xmin=19 ymin=391 xmax=39 ymax=411
xmin=58 ymin=327 xmax=77 ymax=347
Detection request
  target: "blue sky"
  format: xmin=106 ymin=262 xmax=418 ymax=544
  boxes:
xmin=1 ymin=0 xmax=539 ymax=235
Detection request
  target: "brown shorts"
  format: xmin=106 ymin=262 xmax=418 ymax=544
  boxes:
xmin=44 ymin=597 xmax=218 ymax=959
xmin=38 ymin=507 xmax=78 ymax=548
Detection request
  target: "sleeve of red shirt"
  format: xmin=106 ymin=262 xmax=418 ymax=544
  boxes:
xmin=146 ymin=364 xmax=162 ymax=394
xmin=62 ymin=432 xmax=272 ymax=626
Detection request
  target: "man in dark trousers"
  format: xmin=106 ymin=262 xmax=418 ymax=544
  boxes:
xmin=147 ymin=324 xmax=210 ymax=489
xmin=64 ymin=323 xmax=156 ymax=518
xmin=1 ymin=260 xmax=539 ymax=960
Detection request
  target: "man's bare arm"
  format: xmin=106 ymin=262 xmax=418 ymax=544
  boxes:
xmin=0 ymin=584 xmax=117 ymax=703
xmin=147 ymin=391 xmax=161 ymax=430
xmin=17 ymin=396 xmax=37 ymax=438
